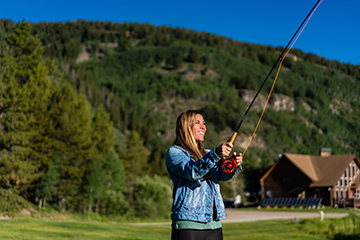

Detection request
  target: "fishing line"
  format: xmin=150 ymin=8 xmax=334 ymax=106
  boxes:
xmin=222 ymin=0 xmax=323 ymax=173
xmin=242 ymin=0 xmax=323 ymax=155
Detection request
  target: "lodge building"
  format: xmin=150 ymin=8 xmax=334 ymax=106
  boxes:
xmin=259 ymin=149 xmax=360 ymax=208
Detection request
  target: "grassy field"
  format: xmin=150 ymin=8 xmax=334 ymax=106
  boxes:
xmin=0 ymin=217 xmax=332 ymax=240
xmin=1 ymin=207 xmax=357 ymax=239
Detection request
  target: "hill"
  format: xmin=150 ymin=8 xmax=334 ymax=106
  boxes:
xmin=0 ymin=19 xmax=359 ymax=214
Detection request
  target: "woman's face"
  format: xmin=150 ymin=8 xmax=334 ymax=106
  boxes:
xmin=192 ymin=114 xmax=206 ymax=142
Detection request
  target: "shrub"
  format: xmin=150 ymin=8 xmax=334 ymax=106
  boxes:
xmin=100 ymin=190 xmax=130 ymax=216
xmin=132 ymin=175 xmax=172 ymax=219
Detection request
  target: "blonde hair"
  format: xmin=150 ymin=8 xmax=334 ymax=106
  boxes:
xmin=174 ymin=110 xmax=206 ymax=161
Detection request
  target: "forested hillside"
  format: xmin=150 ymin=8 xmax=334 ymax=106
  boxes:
xmin=0 ymin=19 xmax=359 ymax=217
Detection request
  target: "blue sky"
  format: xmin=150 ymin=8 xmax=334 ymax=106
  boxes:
xmin=1 ymin=0 xmax=359 ymax=65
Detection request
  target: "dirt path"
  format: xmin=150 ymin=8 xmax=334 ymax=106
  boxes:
xmin=128 ymin=209 xmax=348 ymax=225
xmin=222 ymin=209 xmax=348 ymax=223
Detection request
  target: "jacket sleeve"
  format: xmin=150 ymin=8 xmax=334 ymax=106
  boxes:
xmin=166 ymin=146 xmax=221 ymax=181
xmin=213 ymin=162 xmax=242 ymax=182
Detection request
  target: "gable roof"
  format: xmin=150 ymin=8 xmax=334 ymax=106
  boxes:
xmin=310 ymin=154 xmax=359 ymax=187
xmin=261 ymin=153 xmax=360 ymax=187
xmin=284 ymin=153 xmax=318 ymax=181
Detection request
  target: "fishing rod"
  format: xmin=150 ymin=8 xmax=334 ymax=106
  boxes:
xmin=222 ymin=0 xmax=323 ymax=173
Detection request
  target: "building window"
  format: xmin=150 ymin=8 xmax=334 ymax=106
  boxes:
xmin=345 ymin=179 xmax=348 ymax=186
xmin=349 ymin=166 xmax=352 ymax=178
xmin=336 ymin=190 xmax=339 ymax=199
xmin=353 ymin=165 xmax=356 ymax=177
xmin=356 ymin=189 xmax=360 ymax=199
xmin=340 ymin=179 xmax=343 ymax=186
xmin=344 ymin=170 xmax=347 ymax=178
xmin=336 ymin=181 xmax=339 ymax=187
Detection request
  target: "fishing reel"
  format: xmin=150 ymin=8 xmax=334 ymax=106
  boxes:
xmin=220 ymin=132 xmax=239 ymax=174
xmin=221 ymin=157 xmax=237 ymax=174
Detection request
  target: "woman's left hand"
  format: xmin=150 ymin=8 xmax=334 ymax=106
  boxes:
xmin=232 ymin=152 xmax=243 ymax=167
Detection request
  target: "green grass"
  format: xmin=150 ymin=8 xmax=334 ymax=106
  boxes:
xmin=223 ymin=220 xmax=327 ymax=240
xmin=0 ymin=218 xmax=332 ymax=240
xmin=0 ymin=218 xmax=171 ymax=240
xmin=1 ymin=207 xmax=357 ymax=239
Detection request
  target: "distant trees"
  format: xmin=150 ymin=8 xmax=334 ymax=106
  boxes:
xmin=1 ymin=19 xmax=359 ymax=217
xmin=230 ymin=73 xmax=258 ymax=91
xmin=121 ymin=131 xmax=151 ymax=186
xmin=0 ymin=18 xmax=357 ymax=79
xmin=187 ymin=46 xmax=200 ymax=63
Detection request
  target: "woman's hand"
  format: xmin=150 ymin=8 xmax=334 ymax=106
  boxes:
xmin=216 ymin=142 xmax=233 ymax=158
xmin=232 ymin=152 xmax=243 ymax=167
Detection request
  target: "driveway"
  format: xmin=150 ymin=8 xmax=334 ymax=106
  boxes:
xmin=128 ymin=209 xmax=348 ymax=226
xmin=222 ymin=209 xmax=348 ymax=223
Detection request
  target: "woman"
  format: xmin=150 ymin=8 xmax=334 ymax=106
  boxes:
xmin=166 ymin=110 xmax=243 ymax=240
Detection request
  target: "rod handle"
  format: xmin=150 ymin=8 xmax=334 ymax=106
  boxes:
xmin=228 ymin=132 xmax=237 ymax=144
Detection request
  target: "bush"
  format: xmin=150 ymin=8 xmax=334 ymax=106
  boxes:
xmin=100 ymin=190 xmax=130 ymax=216
xmin=132 ymin=175 xmax=172 ymax=219
xmin=0 ymin=189 xmax=32 ymax=213
xmin=334 ymin=231 xmax=360 ymax=240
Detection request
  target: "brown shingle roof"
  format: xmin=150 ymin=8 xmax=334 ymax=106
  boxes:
xmin=284 ymin=153 xmax=359 ymax=187
xmin=283 ymin=153 xmax=318 ymax=181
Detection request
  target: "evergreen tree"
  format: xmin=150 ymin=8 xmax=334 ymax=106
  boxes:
xmin=0 ymin=21 xmax=55 ymax=202
xmin=187 ymin=46 xmax=199 ymax=63
xmin=63 ymin=38 xmax=82 ymax=61
xmin=36 ymin=155 xmax=61 ymax=209
xmin=121 ymin=131 xmax=150 ymax=186
xmin=92 ymin=104 xmax=115 ymax=156
xmin=103 ymin=149 xmax=126 ymax=193
xmin=48 ymin=82 xmax=95 ymax=210
xmin=148 ymin=145 xmax=168 ymax=176
xmin=84 ymin=154 xmax=107 ymax=213
xmin=99 ymin=149 xmax=127 ymax=215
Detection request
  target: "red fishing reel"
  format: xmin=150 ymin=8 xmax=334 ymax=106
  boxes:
xmin=221 ymin=157 xmax=237 ymax=174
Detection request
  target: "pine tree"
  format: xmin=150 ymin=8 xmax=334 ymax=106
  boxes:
xmin=36 ymin=155 xmax=61 ymax=209
xmin=0 ymin=21 xmax=55 ymax=201
xmin=92 ymin=104 xmax=115 ymax=156
xmin=103 ymin=149 xmax=126 ymax=193
xmin=47 ymin=82 xmax=95 ymax=210
xmin=0 ymin=22 xmax=114 ymax=211
xmin=84 ymin=154 xmax=107 ymax=213
xmin=121 ymin=131 xmax=150 ymax=186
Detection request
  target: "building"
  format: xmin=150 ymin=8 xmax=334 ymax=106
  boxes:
xmin=259 ymin=149 xmax=360 ymax=207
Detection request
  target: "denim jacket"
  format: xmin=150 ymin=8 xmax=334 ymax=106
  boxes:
xmin=166 ymin=145 xmax=242 ymax=223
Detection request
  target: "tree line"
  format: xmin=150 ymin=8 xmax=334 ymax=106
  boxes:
xmin=1 ymin=19 xmax=359 ymax=216
xmin=0 ymin=19 xmax=358 ymax=77
xmin=0 ymin=21 xmax=171 ymax=218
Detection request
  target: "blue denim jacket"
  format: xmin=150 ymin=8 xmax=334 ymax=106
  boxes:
xmin=166 ymin=145 xmax=242 ymax=223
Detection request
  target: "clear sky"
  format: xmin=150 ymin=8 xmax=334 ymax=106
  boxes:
xmin=1 ymin=0 xmax=359 ymax=65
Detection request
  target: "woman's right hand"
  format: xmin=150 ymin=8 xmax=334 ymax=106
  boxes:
xmin=216 ymin=142 xmax=233 ymax=158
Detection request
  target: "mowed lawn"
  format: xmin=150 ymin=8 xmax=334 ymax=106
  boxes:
xmin=0 ymin=218 xmax=328 ymax=240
